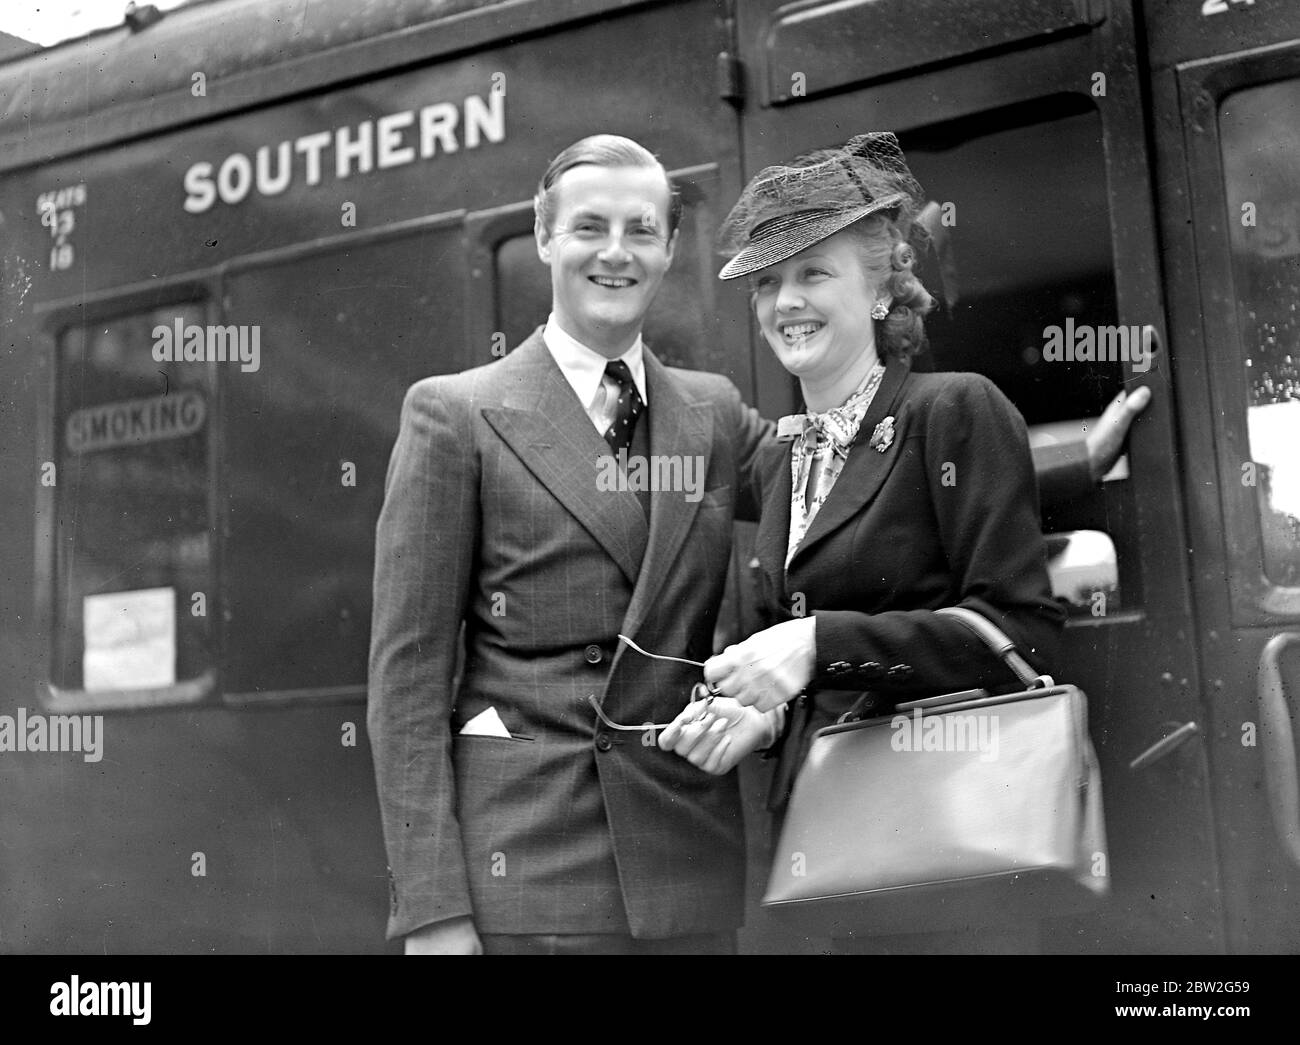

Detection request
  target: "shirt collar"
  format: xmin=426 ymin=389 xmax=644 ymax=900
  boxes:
xmin=543 ymin=314 xmax=648 ymax=408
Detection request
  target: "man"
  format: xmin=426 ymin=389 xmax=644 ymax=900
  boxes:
xmin=367 ymin=135 xmax=773 ymax=955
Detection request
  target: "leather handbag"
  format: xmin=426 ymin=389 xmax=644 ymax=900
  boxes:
xmin=761 ymin=606 xmax=1109 ymax=935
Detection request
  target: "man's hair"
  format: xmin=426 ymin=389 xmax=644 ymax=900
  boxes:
xmin=534 ymin=134 xmax=683 ymax=236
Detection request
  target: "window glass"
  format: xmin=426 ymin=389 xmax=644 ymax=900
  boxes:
xmin=53 ymin=303 xmax=212 ymax=694
xmin=219 ymin=226 xmax=465 ymax=697
xmin=903 ymin=104 xmax=1121 ymax=425
xmin=1220 ymin=79 xmax=1300 ymax=587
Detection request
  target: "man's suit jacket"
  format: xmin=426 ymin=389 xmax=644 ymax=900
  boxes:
xmin=367 ymin=329 xmax=770 ymax=940
xmin=750 ymin=356 xmax=1067 ymax=783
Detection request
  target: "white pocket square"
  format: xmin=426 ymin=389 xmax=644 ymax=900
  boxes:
xmin=459 ymin=707 xmax=513 ymax=738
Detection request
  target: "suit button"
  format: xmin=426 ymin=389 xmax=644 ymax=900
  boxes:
xmin=595 ymin=734 xmax=613 ymax=752
xmin=858 ymin=661 xmax=883 ymax=675
xmin=828 ymin=661 xmax=852 ymax=675
xmin=584 ymin=645 xmax=604 ymax=665
xmin=887 ymin=664 xmax=914 ymax=681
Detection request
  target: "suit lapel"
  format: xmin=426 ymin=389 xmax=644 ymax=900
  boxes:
xmin=617 ymin=350 xmax=714 ymax=644
xmin=754 ymin=433 xmax=793 ymax=607
xmin=480 ymin=333 xmax=648 ymax=584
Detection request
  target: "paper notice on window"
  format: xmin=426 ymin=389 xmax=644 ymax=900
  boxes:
xmin=1249 ymin=400 xmax=1300 ymax=520
xmin=83 ymin=587 xmax=176 ymax=691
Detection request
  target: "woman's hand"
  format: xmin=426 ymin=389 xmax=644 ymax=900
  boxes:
xmin=658 ymin=696 xmax=772 ymax=775
xmin=704 ymin=617 xmax=816 ymax=713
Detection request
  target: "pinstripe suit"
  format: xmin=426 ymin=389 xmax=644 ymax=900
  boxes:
xmin=367 ymin=329 xmax=770 ymax=940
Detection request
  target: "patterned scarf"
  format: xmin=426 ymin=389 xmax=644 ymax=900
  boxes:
xmin=777 ymin=362 xmax=886 ymax=567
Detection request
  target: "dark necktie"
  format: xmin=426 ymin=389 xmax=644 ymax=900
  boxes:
xmin=602 ymin=360 xmax=644 ymax=456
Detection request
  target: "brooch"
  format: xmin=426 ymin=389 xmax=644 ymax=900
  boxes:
xmin=869 ymin=416 xmax=895 ymax=453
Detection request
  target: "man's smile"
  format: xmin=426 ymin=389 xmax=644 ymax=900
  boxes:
xmin=589 ymin=275 xmax=638 ymax=289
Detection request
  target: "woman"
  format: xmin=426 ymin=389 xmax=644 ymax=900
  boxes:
xmin=658 ymin=133 xmax=1066 ymax=952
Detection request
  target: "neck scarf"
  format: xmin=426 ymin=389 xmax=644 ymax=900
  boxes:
xmin=778 ymin=362 xmax=886 ymax=567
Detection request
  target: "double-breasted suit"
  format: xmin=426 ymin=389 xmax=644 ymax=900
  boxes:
xmin=750 ymin=356 xmax=1067 ymax=790
xmin=367 ymin=329 xmax=770 ymax=939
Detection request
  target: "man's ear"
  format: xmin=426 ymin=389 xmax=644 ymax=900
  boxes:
xmin=535 ymin=209 xmax=552 ymax=264
xmin=664 ymin=226 xmax=679 ymax=269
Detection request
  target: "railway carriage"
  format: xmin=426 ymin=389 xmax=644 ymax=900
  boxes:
xmin=1 ymin=0 xmax=1298 ymax=953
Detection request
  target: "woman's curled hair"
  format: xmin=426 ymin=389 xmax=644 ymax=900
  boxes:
xmin=846 ymin=214 xmax=935 ymax=362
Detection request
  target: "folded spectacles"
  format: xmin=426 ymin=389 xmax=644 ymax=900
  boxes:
xmin=616 ymin=633 xmax=704 ymax=668
xmin=585 ymin=635 xmax=716 ymax=731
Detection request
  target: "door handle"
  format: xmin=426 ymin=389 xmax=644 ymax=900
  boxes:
xmin=1129 ymin=721 xmax=1199 ymax=771
xmin=1258 ymin=633 xmax=1300 ymax=869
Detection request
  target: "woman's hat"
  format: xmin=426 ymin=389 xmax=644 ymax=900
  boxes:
xmin=717 ymin=132 xmax=926 ymax=280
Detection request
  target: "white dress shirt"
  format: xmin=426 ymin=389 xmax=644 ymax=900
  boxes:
xmin=543 ymin=314 xmax=648 ymax=435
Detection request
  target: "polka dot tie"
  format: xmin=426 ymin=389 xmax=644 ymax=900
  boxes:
xmin=602 ymin=360 xmax=644 ymax=456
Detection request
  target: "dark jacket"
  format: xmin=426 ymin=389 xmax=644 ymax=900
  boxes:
xmin=752 ymin=356 xmax=1067 ymax=798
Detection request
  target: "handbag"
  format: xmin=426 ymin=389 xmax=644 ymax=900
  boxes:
xmin=761 ymin=606 xmax=1109 ymax=935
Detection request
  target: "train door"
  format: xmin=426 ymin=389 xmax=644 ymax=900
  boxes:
xmin=732 ymin=0 xmax=1223 ymax=952
xmin=1146 ymin=0 xmax=1300 ymax=952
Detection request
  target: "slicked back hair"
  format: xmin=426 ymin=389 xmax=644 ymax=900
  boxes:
xmin=534 ymin=134 xmax=683 ymax=236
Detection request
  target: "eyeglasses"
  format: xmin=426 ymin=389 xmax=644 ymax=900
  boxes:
xmin=586 ymin=634 xmax=716 ymax=731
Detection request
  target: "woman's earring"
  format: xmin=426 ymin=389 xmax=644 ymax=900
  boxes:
xmin=871 ymin=301 xmax=889 ymax=320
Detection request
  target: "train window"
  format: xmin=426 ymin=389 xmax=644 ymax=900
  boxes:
xmin=1220 ymin=79 xmax=1300 ymax=587
xmin=218 ymin=223 xmax=464 ymax=701
xmin=494 ymin=233 xmax=550 ymax=349
xmin=903 ymin=102 xmax=1120 ymax=424
xmin=902 ymin=102 xmax=1127 ymax=612
xmin=50 ymin=304 xmax=214 ymax=704
xmin=494 ymin=171 xmax=722 ymax=371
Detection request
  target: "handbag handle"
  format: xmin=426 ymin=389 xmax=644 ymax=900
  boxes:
xmin=935 ymin=606 xmax=1055 ymax=690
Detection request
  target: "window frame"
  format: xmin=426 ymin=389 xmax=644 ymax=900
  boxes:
xmin=736 ymin=8 xmax=1195 ymax=633
xmin=34 ymin=277 xmax=220 ymax=712
xmin=215 ymin=209 xmax=467 ymax=707
xmin=1178 ymin=42 xmax=1300 ymax=624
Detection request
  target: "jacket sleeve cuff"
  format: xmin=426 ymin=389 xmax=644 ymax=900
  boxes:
xmin=807 ymin=609 xmax=898 ymax=689
xmin=385 ymin=869 xmax=474 ymax=941
xmin=1032 ymin=439 xmax=1093 ymax=506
